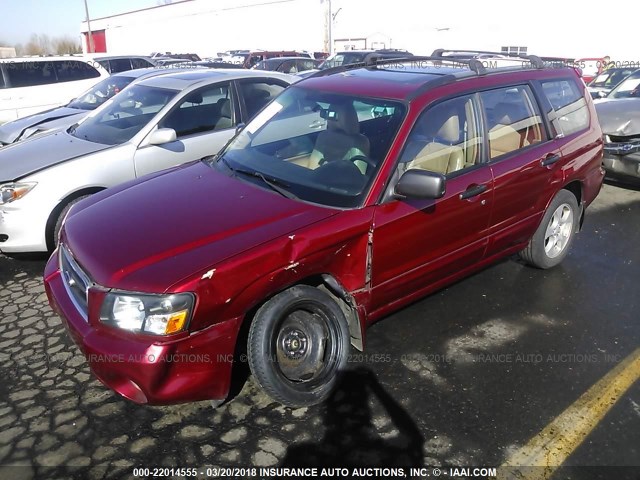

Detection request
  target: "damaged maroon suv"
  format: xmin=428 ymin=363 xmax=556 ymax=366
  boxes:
xmin=45 ymin=53 xmax=605 ymax=407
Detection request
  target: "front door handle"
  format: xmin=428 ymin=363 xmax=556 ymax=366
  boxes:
xmin=541 ymin=154 xmax=561 ymax=167
xmin=459 ymin=184 xmax=487 ymax=200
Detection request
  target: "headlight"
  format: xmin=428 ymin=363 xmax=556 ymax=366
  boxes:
xmin=0 ymin=182 xmax=37 ymax=205
xmin=100 ymin=292 xmax=194 ymax=335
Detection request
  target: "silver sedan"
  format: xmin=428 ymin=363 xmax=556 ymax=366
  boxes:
xmin=0 ymin=69 xmax=294 ymax=253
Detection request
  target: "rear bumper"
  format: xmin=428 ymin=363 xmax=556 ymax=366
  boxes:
xmin=44 ymin=252 xmax=241 ymax=405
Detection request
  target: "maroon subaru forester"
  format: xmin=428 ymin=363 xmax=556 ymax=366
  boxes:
xmin=45 ymin=54 xmax=605 ymax=407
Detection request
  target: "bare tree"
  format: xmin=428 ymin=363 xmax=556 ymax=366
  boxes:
xmin=53 ymin=36 xmax=81 ymax=54
xmin=24 ymin=34 xmax=52 ymax=55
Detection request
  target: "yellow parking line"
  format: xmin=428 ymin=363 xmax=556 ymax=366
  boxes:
xmin=498 ymin=347 xmax=640 ymax=480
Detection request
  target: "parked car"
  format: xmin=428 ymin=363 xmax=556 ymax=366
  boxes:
xmin=319 ymin=49 xmax=413 ymax=69
xmin=0 ymin=69 xmax=293 ymax=253
xmin=0 ymin=66 xmax=205 ymax=146
xmin=594 ymin=69 xmax=640 ymax=182
xmin=0 ymin=56 xmax=110 ymax=125
xmin=575 ymin=57 xmax=606 ymax=83
xmin=44 ymin=55 xmax=604 ymax=408
xmin=588 ymin=67 xmax=638 ymax=99
xmin=89 ymin=55 xmax=157 ymax=74
xmin=253 ymin=56 xmax=321 ymax=74
xmin=183 ymin=60 xmax=244 ymax=69
xmin=241 ymin=51 xmax=312 ymax=69
xmin=296 ymin=49 xmax=415 ymax=78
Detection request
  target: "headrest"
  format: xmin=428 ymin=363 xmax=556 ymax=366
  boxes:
xmin=437 ymin=115 xmax=460 ymax=143
xmin=492 ymin=102 xmax=521 ymax=126
xmin=185 ymin=91 xmax=203 ymax=104
xmin=327 ymin=103 xmax=360 ymax=136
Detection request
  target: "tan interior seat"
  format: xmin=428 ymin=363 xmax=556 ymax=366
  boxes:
xmin=308 ymin=103 xmax=370 ymax=170
xmin=407 ymin=115 xmax=465 ymax=175
xmin=488 ymin=102 xmax=521 ymax=158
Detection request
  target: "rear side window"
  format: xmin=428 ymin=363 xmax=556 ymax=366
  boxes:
xmin=541 ymin=80 xmax=589 ymax=137
xmin=5 ymin=61 xmax=56 ymax=87
xmin=480 ymin=85 xmax=545 ymax=160
xmin=131 ymin=58 xmax=154 ymax=70
xmin=108 ymin=58 xmax=135 ymax=73
xmin=54 ymin=60 xmax=101 ymax=82
xmin=0 ymin=69 xmax=5 ymax=89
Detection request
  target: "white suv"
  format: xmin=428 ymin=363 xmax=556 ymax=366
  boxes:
xmin=0 ymin=56 xmax=109 ymax=125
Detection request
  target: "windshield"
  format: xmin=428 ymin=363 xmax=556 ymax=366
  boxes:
xmin=608 ymin=70 xmax=640 ymax=98
xmin=70 ymin=85 xmax=178 ymax=145
xmin=212 ymin=86 xmax=406 ymax=208
xmin=590 ymin=68 xmax=636 ymax=89
xmin=67 ymin=75 xmax=136 ymax=110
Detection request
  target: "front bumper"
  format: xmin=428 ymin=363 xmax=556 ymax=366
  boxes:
xmin=0 ymin=202 xmax=50 ymax=253
xmin=602 ymin=151 xmax=640 ymax=181
xmin=44 ymin=251 xmax=242 ymax=405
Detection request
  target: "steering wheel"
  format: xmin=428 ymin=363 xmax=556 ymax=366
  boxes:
xmin=349 ymin=154 xmax=376 ymax=170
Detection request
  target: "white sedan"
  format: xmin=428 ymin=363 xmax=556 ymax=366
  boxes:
xmin=0 ymin=69 xmax=294 ymax=253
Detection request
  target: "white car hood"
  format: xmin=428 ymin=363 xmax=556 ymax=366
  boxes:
xmin=0 ymin=107 xmax=85 ymax=144
xmin=0 ymin=130 xmax=112 ymax=182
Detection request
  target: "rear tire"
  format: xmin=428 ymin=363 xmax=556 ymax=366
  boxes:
xmin=519 ymin=189 xmax=579 ymax=269
xmin=52 ymin=195 xmax=92 ymax=250
xmin=247 ymin=285 xmax=349 ymax=407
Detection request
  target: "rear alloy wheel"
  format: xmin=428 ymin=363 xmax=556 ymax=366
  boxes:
xmin=519 ymin=189 xmax=579 ymax=269
xmin=247 ymin=285 xmax=349 ymax=407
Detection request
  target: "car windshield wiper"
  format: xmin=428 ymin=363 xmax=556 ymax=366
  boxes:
xmin=222 ymin=159 xmax=297 ymax=200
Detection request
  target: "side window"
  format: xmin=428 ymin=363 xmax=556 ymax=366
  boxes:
xmin=239 ymin=80 xmax=286 ymax=119
xmin=54 ymin=60 xmax=101 ymax=82
xmin=0 ymin=68 xmax=5 ymax=89
xmin=5 ymin=61 xmax=55 ymax=87
xmin=108 ymin=58 xmax=134 ymax=73
xmin=160 ymin=83 xmax=233 ymax=137
xmin=398 ymin=94 xmax=482 ymax=176
xmin=131 ymin=58 xmax=154 ymax=70
xmin=481 ymin=85 xmax=545 ymax=160
xmin=541 ymin=80 xmax=589 ymax=137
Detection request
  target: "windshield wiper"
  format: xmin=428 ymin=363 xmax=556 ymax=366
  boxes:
xmin=223 ymin=160 xmax=297 ymax=200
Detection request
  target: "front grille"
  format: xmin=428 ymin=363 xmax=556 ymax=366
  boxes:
xmin=604 ymin=135 xmax=640 ymax=156
xmin=59 ymin=244 xmax=92 ymax=320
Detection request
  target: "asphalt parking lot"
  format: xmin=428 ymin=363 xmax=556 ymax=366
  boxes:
xmin=0 ymin=183 xmax=639 ymax=480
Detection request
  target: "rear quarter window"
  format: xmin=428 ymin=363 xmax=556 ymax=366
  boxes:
xmin=541 ymin=79 xmax=590 ymax=136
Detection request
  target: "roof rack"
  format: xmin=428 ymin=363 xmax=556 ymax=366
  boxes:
xmin=431 ymin=49 xmax=545 ymax=69
xmin=305 ymin=51 xmax=556 ymax=81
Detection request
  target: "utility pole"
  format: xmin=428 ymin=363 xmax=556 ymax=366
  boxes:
xmin=83 ymin=0 xmax=95 ymax=53
xmin=322 ymin=0 xmax=331 ymax=55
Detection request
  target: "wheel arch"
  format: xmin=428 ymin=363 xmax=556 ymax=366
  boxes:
xmin=562 ymin=180 xmax=584 ymax=230
xmin=45 ymin=186 xmax=106 ymax=250
xmin=237 ymin=273 xmax=365 ymax=353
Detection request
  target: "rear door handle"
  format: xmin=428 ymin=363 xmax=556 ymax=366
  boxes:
xmin=541 ymin=154 xmax=561 ymax=167
xmin=459 ymin=184 xmax=488 ymax=200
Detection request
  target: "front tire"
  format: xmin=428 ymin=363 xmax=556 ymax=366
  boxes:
xmin=519 ymin=189 xmax=579 ymax=269
xmin=247 ymin=285 xmax=349 ymax=407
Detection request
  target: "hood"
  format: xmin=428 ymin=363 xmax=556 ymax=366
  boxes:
xmin=594 ymin=98 xmax=640 ymax=136
xmin=0 ymin=107 xmax=84 ymax=144
xmin=0 ymin=129 xmax=111 ymax=182
xmin=63 ymin=161 xmax=337 ymax=292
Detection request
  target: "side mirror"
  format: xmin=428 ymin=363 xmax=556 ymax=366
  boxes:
xmin=147 ymin=128 xmax=177 ymax=146
xmin=395 ymin=169 xmax=446 ymax=199
xmin=598 ymin=91 xmax=607 ymax=98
